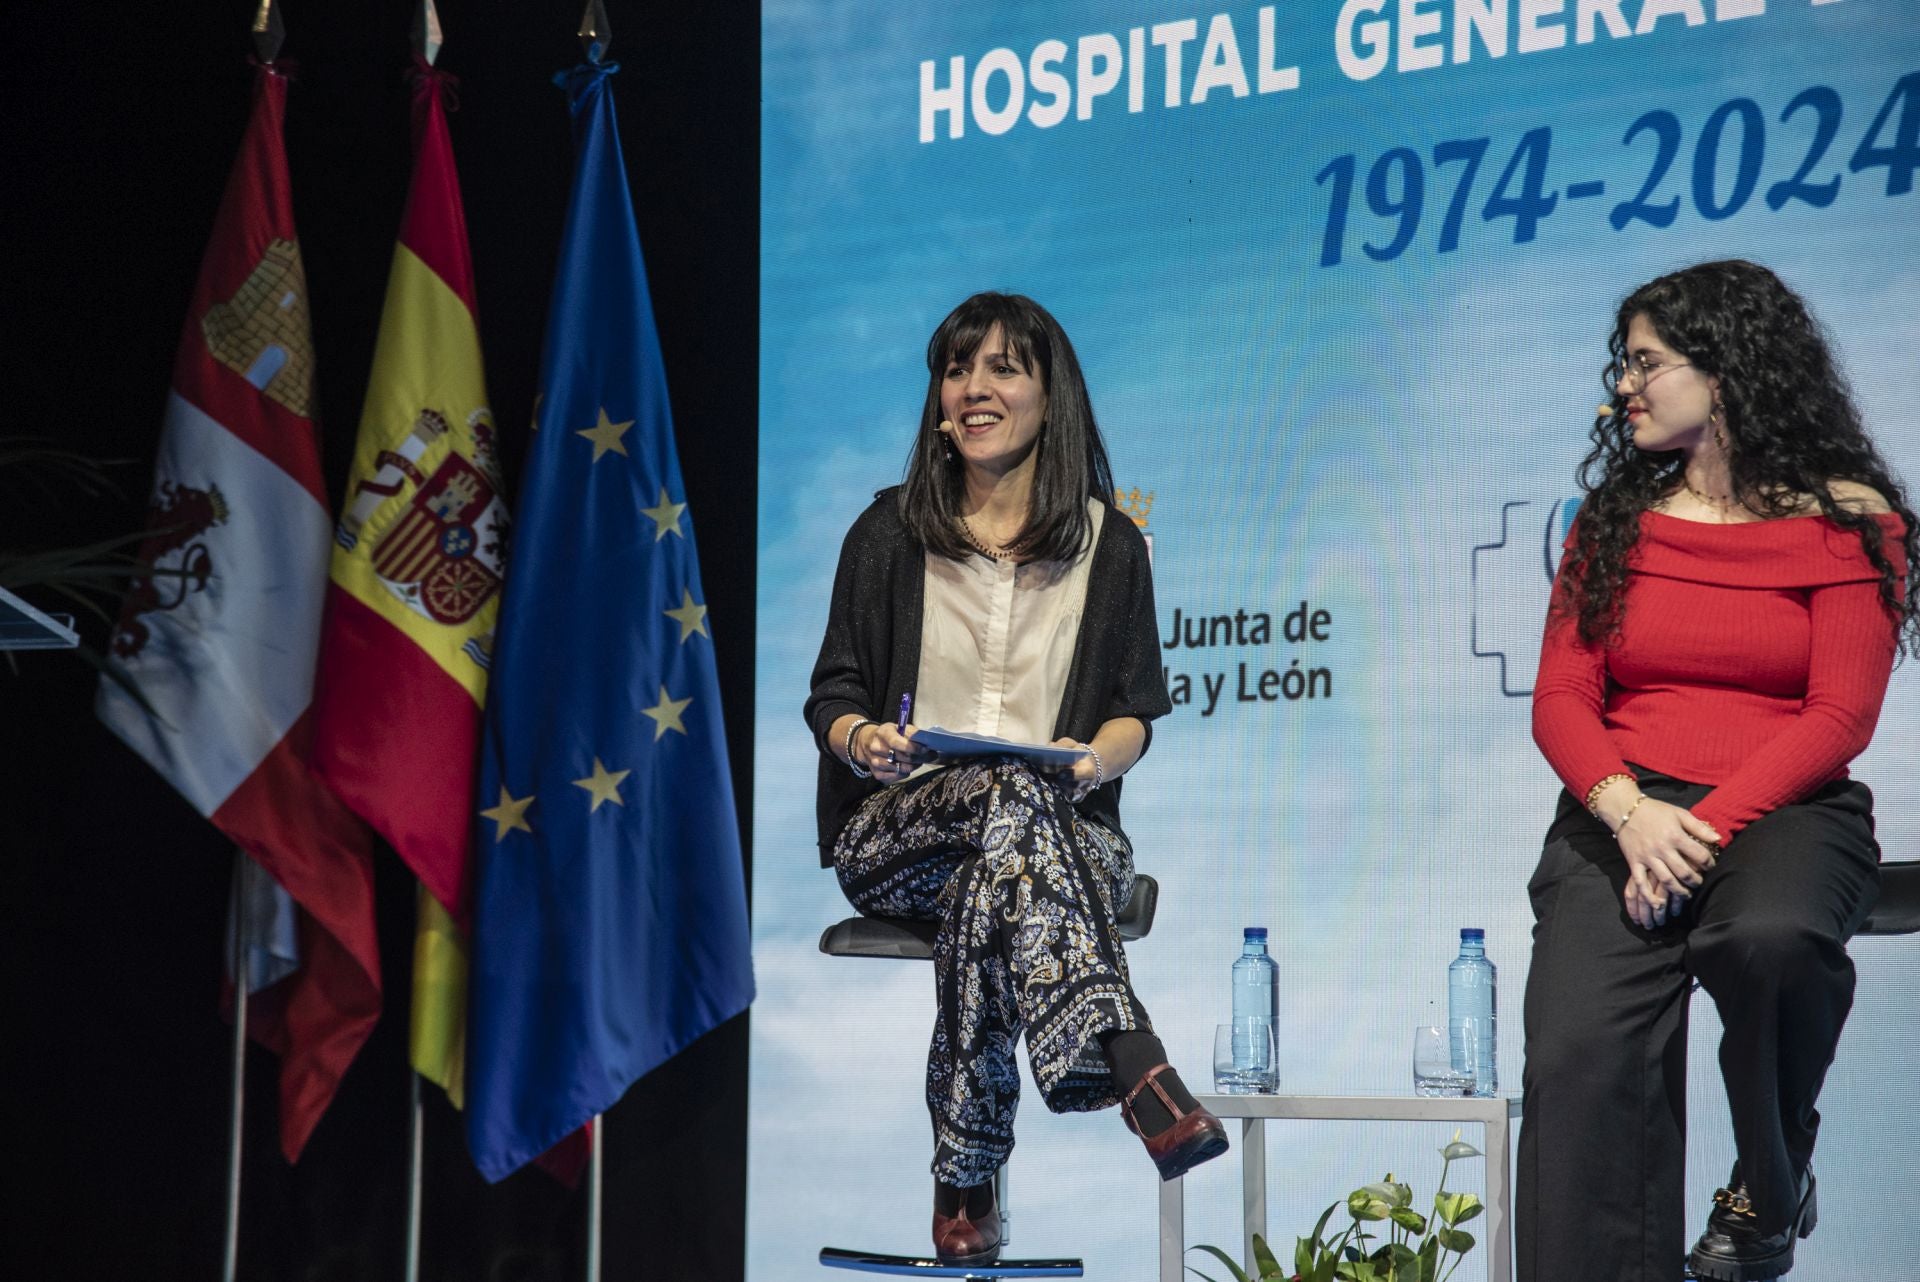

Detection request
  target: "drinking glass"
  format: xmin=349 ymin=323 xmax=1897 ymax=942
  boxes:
xmin=1413 ymin=1024 xmax=1475 ymax=1097
xmin=1214 ymin=1020 xmax=1278 ymax=1094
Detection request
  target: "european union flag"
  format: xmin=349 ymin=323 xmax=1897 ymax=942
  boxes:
xmin=466 ymin=60 xmax=754 ymax=1182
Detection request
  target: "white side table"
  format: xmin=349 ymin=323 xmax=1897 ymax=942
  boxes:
xmin=1158 ymin=1093 xmax=1523 ymax=1282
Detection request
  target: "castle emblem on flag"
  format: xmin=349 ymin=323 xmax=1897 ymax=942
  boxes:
xmin=200 ymin=238 xmax=317 ymax=416
xmin=338 ymin=407 xmax=508 ymax=626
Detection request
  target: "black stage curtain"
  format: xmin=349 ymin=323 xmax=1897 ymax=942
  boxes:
xmin=1 ymin=3 xmax=757 ymax=1279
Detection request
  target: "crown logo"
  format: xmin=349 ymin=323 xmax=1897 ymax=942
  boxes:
xmin=1114 ymin=486 xmax=1154 ymax=529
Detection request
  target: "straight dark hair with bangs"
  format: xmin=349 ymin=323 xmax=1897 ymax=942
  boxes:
xmin=898 ymin=291 xmax=1117 ymax=563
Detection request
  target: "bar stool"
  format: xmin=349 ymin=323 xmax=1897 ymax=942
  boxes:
xmin=816 ymin=873 xmax=1160 ymax=1280
xmin=1861 ymin=858 xmax=1920 ymax=936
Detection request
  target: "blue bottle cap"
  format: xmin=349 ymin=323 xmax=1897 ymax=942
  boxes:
xmin=1244 ymin=927 xmax=1268 ymax=940
xmin=1461 ymin=928 xmax=1485 ymax=941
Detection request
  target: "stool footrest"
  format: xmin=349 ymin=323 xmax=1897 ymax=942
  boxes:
xmin=820 ymin=1247 xmax=1084 ymax=1277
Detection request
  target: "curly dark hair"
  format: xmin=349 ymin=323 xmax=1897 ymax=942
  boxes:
xmin=1557 ymin=259 xmax=1918 ymax=655
xmin=898 ymin=292 xmax=1116 ymax=563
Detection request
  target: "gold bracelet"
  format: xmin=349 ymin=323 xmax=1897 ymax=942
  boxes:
xmin=1613 ymin=794 xmax=1649 ymax=838
xmin=1584 ymin=772 xmax=1635 ymax=815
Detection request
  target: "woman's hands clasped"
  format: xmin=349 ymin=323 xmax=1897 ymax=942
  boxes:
xmin=853 ymin=721 xmax=937 ymax=784
xmin=1614 ymin=797 xmax=1721 ymax=931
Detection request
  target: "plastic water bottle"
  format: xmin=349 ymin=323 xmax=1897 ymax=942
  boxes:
xmin=1448 ymin=928 xmax=1497 ymax=1096
xmin=1231 ymin=927 xmax=1279 ymax=1089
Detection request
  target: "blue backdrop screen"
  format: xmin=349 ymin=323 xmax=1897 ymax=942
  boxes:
xmin=755 ymin=5 xmax=1920 ymax=1276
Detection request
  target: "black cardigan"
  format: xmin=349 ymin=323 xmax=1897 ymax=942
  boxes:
xmin=804 ymin=488 xmax=1173 ymax=865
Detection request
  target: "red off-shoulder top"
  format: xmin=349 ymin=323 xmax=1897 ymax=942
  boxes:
xmin=1532 ymin=511 xmax=1907 ymax=841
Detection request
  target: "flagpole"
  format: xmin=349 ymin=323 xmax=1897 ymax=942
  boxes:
xmin=405 ymin=1071 xmax=424 ymax=1282
xmin=574 ymin=9 xmax=611 ymax=1273
xmin=398 ymin=11 xmax=442 ymax=1282
xmin=586 ymin=1114 xmax=605 ymax=1282
xmin=221 ymin=18 xmax=281 ymax=1280
xmin=223 ymin=854 xmax=254 ymax=1282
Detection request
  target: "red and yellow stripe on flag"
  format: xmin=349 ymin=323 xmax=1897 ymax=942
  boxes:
xmin=311 ymin=63 xmax=501 ymax=1105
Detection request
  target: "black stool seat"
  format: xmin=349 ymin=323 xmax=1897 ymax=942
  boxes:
xmin=820 ymin=1246 xmax=1083 ymax=1278
xmin=1862 ymin=859 xmax=1920 ymax=936
xmin=819 ymin=874 xmax=1159 ymax=960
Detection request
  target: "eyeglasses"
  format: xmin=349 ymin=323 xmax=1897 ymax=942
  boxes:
xmin=1605 ymin=353 xmax=1692 ymax=394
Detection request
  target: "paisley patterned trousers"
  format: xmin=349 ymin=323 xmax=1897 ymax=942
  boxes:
xmin=833 ymin=758 xmax=1149 ymax=1188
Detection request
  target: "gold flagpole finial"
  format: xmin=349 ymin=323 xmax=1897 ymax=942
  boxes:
xmin=578 ymin=0 xmax=612 ymax=64
xmin=251 ymin=0 xmax=286 ymax=64
xmin=412 ymin=0 xmax=444 ymax=67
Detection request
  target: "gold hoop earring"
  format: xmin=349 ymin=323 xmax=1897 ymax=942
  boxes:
xmin=1710 ymin=407 xmax=1726 ymax=449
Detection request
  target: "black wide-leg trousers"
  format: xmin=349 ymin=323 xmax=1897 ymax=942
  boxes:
xmin=1516 ymin=769 xmax=1878 ymax=1282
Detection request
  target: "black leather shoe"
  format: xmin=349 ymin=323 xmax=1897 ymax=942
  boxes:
xmin=1687 ymin=1164 xmax=1816 ymax=1281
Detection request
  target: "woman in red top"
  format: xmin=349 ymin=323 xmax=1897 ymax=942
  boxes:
xmin=1518 ymin=260 xmax=1917 ymax=1282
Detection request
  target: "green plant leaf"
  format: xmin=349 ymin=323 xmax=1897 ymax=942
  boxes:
xmin=1436 ymin=1192 xmax=1482 ymax=1226
xmin=1388 ymin=1207 xmax=1427 ymax=1234
xmin=0 ymin=540 xmax=149 ymax=592
xmin=1296 ymin=1237 xmax=1318 ymax=1279
xmin=1440 ymin=1138 xmax=1482 ymax=1161
xmin=1186 ymin=1244 xmax=1253 ymax=1282
xmin=1347 ymin=1189 xmax=1389 ymax=1222
xmin=1252 ymin=1234 xmax=1285 ymax=1279
xmin=1435 ymin=1228 xmax=1475 ymax=1254
xmin=1375 ymin=1242 xmax=1418 ymax=1281
xmin=1417 ymin=1237 xmax=1440 ymax=1282
xmin=0 ymin=440 xmax=132 ymax=504
xmin=1359 ymin=1180 xmax=1410 ymax=1210
xmin=1310 ymin=1202 xmax=1341 ymax=1245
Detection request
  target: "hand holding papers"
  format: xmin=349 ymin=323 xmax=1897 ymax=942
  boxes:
xmin=908 ymin=726 xmax=1092 ymax=770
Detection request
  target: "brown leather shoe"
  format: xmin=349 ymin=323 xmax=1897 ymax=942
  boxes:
xmin=931 ymin=1185 xmax=1002 ymax=1267
xmin=1122 ymin=1062 xmax=1229 ymax=1181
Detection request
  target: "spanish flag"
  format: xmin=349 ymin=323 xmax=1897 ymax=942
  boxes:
xmin=311 ymin=60 xmax=504 ymax=1106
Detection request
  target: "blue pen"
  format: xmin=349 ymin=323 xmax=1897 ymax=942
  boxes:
xmin=897 ymin=692 xmax=913 ymax=733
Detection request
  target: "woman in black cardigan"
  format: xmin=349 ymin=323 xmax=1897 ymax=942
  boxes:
xmin=805 ymin=292 xmax=1225 ymax=1267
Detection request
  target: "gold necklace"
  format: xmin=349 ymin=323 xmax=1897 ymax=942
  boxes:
xmin=1682 ymin=475 xmax=1735 ymax=509
xmin=960 ymin=514 xmax=1012 ymax=561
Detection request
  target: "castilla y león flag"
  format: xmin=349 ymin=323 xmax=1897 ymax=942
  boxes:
xmin=310 ymin=61 xmax=507 ymax=1106
xmin=96 ymin=61 xmax=380 ymax=1162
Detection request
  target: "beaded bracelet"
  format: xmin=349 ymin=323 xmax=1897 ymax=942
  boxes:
xmin=1584 ymin=772 xmax=1636 ymax=815
xmin=1081 ymin=744 xmax=1105 ymax=791
xmin=843 ymin=718 xmax=875 ymax=779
